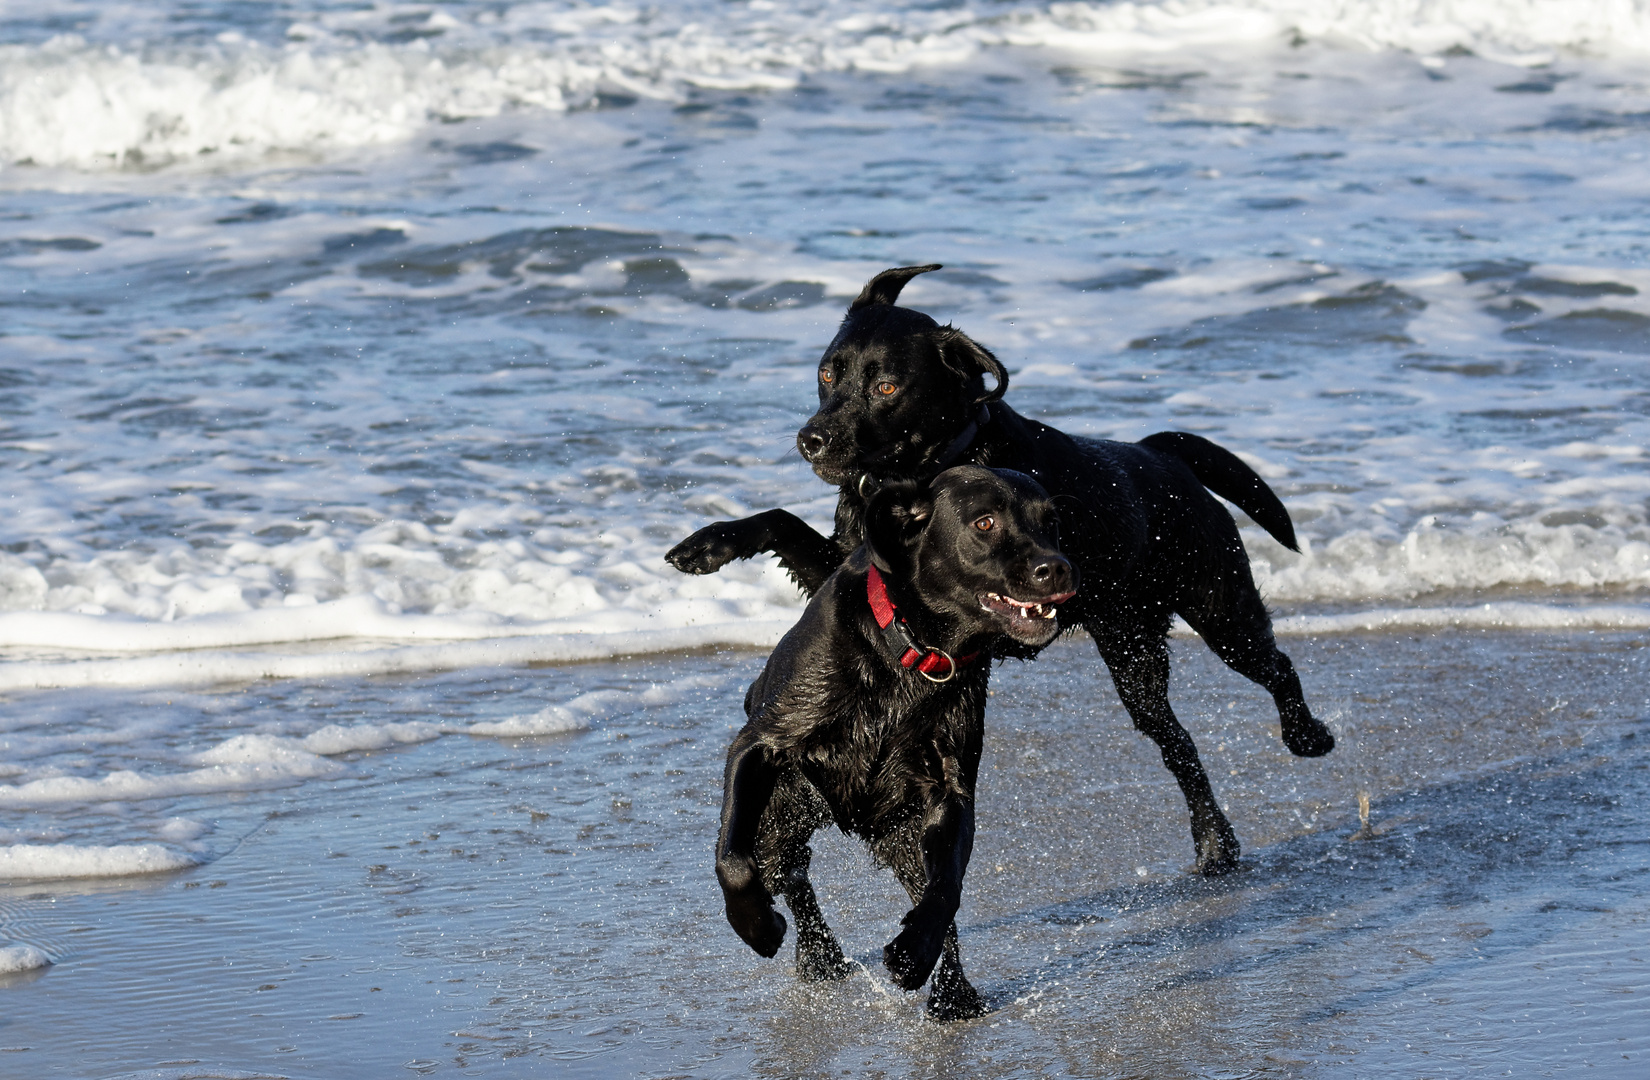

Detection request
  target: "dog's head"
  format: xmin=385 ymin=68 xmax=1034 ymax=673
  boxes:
xmin=863 ymin=465 xmax=1076 ymax=648
xmin=798 ymin=265 xmax=1007 ymax=486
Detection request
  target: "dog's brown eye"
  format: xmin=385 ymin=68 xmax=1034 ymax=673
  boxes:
xmin=974 ymin=516 xmax=995 ymax=532
xmin=876 ymin=381 xmax=897 ymax=396
xmin=820 ymin=368 xmax=834 ymax=384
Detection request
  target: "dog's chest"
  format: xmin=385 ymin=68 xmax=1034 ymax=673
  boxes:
xmin=796 ymin=694 xmax=948 ymax=835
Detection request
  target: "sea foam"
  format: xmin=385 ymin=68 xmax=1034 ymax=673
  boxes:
xmin=1274 ymin=602 xmax=1650 ymax=635
xmin=5 ymin=1 xmax=1650 ymax=170
xmin=0 ymin=942 xmax=51 ymax=972
xmin=0 ymin=620 xmax=794 ymax=690
xmin=0 ymin=842 xmax=197 ymax=880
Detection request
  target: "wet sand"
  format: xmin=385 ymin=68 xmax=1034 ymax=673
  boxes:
xmin=2 ymin=628 xmax=1647 ymax=1079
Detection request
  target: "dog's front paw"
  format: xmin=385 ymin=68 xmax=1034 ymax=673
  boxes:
xmin=725 ymin=889 xmax=787 ymax=958
xmin=1282 ymin=710 xmax=1335 ymax=758
xmin=883 ymin=918 xmax=945 ymax=991
xmin=1194 ymin=843 xmax=1241 ymax=876
xmin=1193 ymin=822 xmax=1241 ymax=876
xmin=796 ymin=932 xmax=852 ymax=983
xmin=665 ymin=521 xmax=761 ymax=575
xmin=927 ymin=979 xmax=988 ymax=1022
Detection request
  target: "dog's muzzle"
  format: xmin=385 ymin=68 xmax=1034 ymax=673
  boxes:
xmin=797 ymin=424 xmax=829 ymax=462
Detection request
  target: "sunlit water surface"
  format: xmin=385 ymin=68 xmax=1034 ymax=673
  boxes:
xmin=2 ymin=2 xmax=1650 ymax=1075
xmin=3 ymin=631 xmax=1648 ymax=1077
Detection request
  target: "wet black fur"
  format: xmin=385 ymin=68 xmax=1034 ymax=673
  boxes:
xmin=675 ymin=265 xmax=1335 ymax=877
xmin=716 ymin=466 xmax=1073 ymax=1021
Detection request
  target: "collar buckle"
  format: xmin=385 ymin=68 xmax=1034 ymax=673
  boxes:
xmin=914 ymin=648 xmax=957 ymax=683
xmin=855 ymin=404 xmax=989 ymax=502
xmin=866 ymin=565 xmax=975 ymax=681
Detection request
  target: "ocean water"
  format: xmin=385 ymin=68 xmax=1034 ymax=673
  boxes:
xmin=1 ymin=1 xmax=1649 ymax=1072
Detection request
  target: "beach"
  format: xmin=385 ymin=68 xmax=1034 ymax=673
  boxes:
xmin=3 ymin=630 xmax=1646 ymax=1076
xmin=3 ymin=1 xmax=1649 ymax=1075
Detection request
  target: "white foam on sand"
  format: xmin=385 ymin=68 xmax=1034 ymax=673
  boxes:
xmin=0 ymin=842 xmax=198 ymax=880
xmin=469 ymin=673 xmax=731 ymax=736
xmin=0 ymin=735 xmax=345 ymax=808
xmin=0 ymin=942 xmax=52 ymax=972
xmin=1274 ymin=602 xmax=1650 ymax=635
xmin=0 ymin=726 xmax=445 ymax=812
xmin=467 ymin=708 xmax=591 ymax=738
xmin=0 ymin=670 xmax=742 ymax=827
xmin=299 ymin=721 xmax=443 ymax=755
xmin=0 ymin=619 xmax=793 ymax=691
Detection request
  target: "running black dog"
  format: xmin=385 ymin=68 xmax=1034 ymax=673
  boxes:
xmin=716 ymin=466 xmax=1074 ymax=1021
xmin=675 ymin=265 xmax=1334 ymax=875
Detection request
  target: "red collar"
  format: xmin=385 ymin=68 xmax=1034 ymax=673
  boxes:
xmin=865 ymin=565 xmax=979 ymax=682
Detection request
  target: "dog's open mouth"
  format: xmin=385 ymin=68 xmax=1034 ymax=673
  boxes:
xmin=979 ymin=590 xmax=1074 ymax=641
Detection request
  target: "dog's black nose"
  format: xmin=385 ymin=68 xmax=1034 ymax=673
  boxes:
xmin=1031 ymin=554 xmax=1073 ymax=590
xmin=797 ymin=425 xmax=830 ymax=461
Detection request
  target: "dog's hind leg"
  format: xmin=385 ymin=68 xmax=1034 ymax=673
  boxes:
xmin=1181 ymin=582 xmax=1334 ymax=758
xmin=1093 ymin=624 xmax=1240 ymax=875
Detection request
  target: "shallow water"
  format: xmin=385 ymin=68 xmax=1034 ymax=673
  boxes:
xmin=2 ymin=629 xmax=1646 ymax=1078
xmin=3 ymin=3 xmax=1650 ymax=1074
xmin=4 ymin=1 xmax=1650 ymax=871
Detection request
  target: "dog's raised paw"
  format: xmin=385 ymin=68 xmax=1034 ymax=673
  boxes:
xmin=1283 ymin=715 xmax=1336 ymax=758
xmin=726 ymin=893 xmax=788 ymax=958
xmin=665 ymin=523 xmax=755 ymax=575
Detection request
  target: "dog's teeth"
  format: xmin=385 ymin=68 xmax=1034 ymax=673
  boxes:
xmin=983 ymin=593 xmax=1060 ymax=623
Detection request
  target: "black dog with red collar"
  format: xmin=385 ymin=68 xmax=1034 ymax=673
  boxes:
xmin=713 ymin=465 xmax=1073 ymax=1021
xmin=671 ymin=263 xmax=1336 ymax=879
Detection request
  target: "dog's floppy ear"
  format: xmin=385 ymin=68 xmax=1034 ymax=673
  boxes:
xmin=849 ymin=264 xmax=942 ymax=312
xmin=862 ymin=480 xmax=932 ymax=573
xmin=934 ymin=326 xmax=1009 ymax=405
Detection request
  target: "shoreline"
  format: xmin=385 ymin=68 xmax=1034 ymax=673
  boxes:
xmin=1 ymin=628 xmax=1645 ymax=1076
xmin=0 ymin=598 xmax=1645 ymax=692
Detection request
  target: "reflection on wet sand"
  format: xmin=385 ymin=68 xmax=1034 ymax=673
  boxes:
xmin=1 ymin=630 xmax=1646 ymax=1077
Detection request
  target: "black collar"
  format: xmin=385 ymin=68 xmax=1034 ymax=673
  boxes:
xmin=857 ymin=404 xmax=991 ymax=500
xmin=865 ymin=565 xmax=979 ymax=682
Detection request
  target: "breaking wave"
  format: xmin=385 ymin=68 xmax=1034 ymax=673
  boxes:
xmin=5 ymin=1 xmax=1650 ymax=169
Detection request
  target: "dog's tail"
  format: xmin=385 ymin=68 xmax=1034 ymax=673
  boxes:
xmin=1139 ymin=431 xmax=1299 ymax=552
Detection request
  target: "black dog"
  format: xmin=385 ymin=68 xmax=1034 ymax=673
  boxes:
xmin=675 ymin=264 xmax=1334 ymax=875
xmin=716 ymin=465 xmax=1074 ymax=1021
